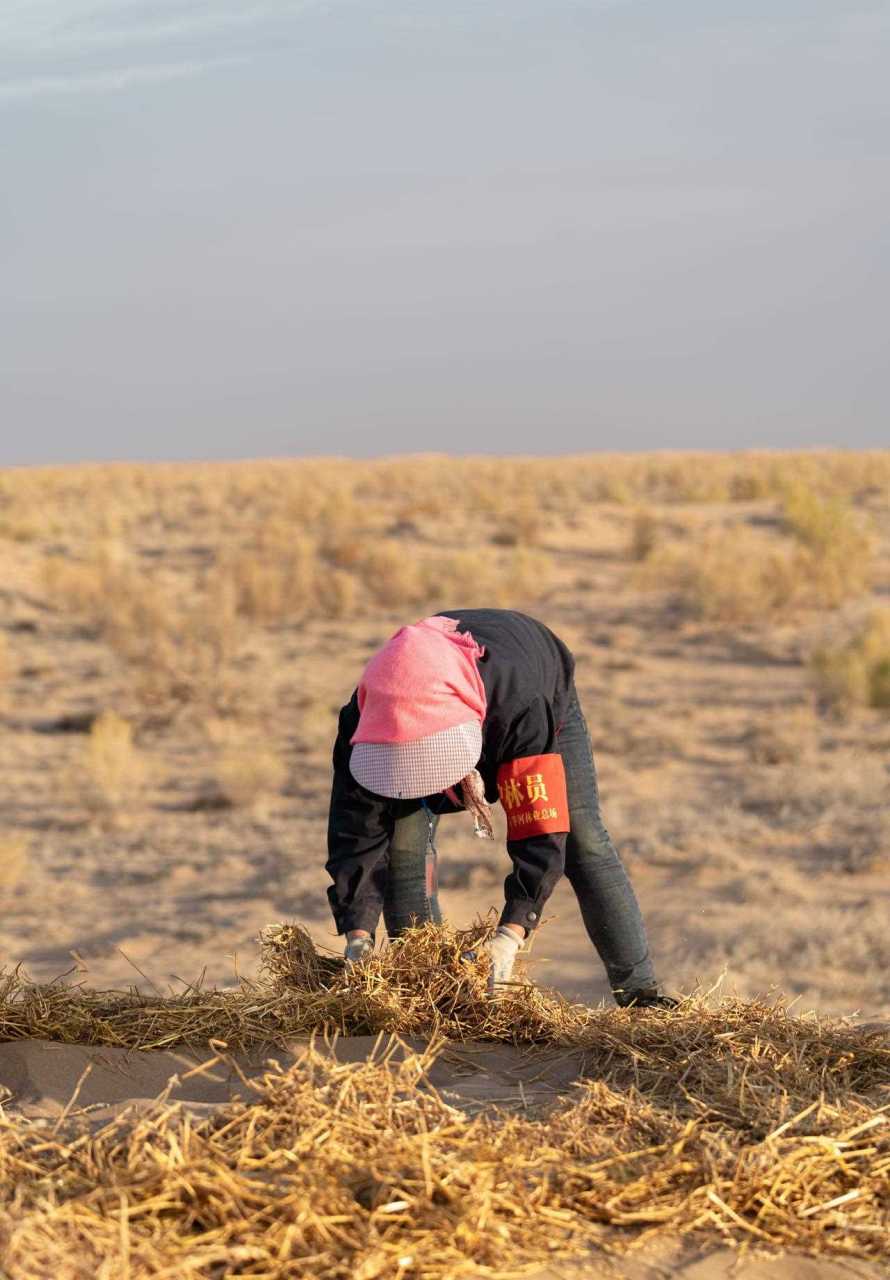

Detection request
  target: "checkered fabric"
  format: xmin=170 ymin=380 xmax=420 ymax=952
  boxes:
xmin=349 ymin=721 xmax=483 ymax=800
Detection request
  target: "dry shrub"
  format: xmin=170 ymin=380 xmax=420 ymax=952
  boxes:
xmin=638 ymin=529 xmax=795 ymax=623
xmin=0 ymin=925 xmax=888 ymax=1276
xmin=15 ymin=454 xmax=889 ymax=723
xmin=784 ymin=482 xmax=865 ymax=554
xmin=356 ymin=543 xmax=543 ymax=614
xmin=69 ymin=710 xmax=147 ymax=819
xmin=628 ymin=507 xmax=658 ymax=561
xmin=783 ymin=483 xmax=873 ymax=607
xmin=208 ymin=725 xmax=288 ymax=813
xmin=120 ymin=584 xmax=243 ymax=712
xmin=0 ymin=834 xmax=28 ymax=889
xmin=9 ymin=452 xmax=890 ymax=559
xmin=362 ymin=543 xmax=427 ymax=608
xmin=41 ymin=544 xmax=118 ymax=623
xmin=0 ymin=511 xmax=45 ymax=542
xmin=432 ymin=547 xmax=542 ymax=610
xmin=220 ymin=534 xmax=318 ymax=623
xmin=43 ymin=543 xmax=246 ymax=711
xmin=810 ymin=609 xmax=890 ymax=714
xmin=322 ymin=533 xmax=367 ymax=570
xmin=215 ymin=749 xmax=287 ymax=811
xmin=490 ymin=497 xmax=544 ymax=547
xmin=639 ymin=491 xmax=873 ymax=622
xmin=793 ymin=544 xmax=872 ymax=610
xmin=316 ymin=567 xmax=360 ymax=619
xmin=41 ymin=542 xmax=168 ymax=649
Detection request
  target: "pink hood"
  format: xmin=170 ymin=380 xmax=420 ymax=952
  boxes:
xmin=350 ymin=616 xmax=487 ymax=745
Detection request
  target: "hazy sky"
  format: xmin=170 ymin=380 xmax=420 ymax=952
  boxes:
xmin=1 ymin=1 xmax=888 ymax=464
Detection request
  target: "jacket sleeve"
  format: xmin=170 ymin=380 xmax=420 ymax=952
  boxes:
xmin=325 ymin=697 xmax=394 ymax=935
xmin=498 ymin=697 xmax=568 ymax=933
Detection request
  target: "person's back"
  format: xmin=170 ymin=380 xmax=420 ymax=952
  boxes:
xmin=324 ymin=609 xmax=675 ymax=1007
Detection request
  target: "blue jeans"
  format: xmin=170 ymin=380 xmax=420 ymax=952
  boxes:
xmin=382 ymin=688 xmax=656 ymax=999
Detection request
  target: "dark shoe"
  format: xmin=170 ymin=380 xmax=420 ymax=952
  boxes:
xmin=614 ymin=988 xmax=679 ymax=1009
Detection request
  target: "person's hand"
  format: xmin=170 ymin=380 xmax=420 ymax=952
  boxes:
xmin=344 ymin=931 xmax=373 ymax=967
xmin=486 ymin=925 xmax=524 ymax=997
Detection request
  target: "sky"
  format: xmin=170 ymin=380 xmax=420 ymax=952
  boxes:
xmin=1 ymin=0 xmax=888 ymax=465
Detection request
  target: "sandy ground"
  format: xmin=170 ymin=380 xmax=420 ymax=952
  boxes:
xmin=1 ymin=467 xmax=889 ymax=1275
xmin=1 ymin=494 xmax=888 ymax=1017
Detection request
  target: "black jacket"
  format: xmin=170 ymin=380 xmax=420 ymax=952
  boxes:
xmin=325 ymin=609 xmax=576 ymax=934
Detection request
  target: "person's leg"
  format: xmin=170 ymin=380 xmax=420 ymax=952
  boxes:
xmin=382 ymin=804 xmax=444 ymax=936
xmin=559 ymin=687 xmax=657 ymax=1000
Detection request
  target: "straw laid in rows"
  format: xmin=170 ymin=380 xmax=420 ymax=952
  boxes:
xmin=0 ymin=924 xmax=887 ymax=1277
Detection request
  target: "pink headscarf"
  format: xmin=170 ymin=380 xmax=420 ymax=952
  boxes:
xmin=351 ymin=616 xmax=487 ymax=745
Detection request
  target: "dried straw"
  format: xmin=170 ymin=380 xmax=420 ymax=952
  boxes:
xmin=0 ymin=923 xmax=887 ymax=1277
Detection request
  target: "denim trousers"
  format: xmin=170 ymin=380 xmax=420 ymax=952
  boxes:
xmin=382 ymin=687 xmax=656 ymax=997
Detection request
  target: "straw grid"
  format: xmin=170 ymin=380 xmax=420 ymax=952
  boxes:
xmin=0 ymin=923 xmax=887 ymax=1277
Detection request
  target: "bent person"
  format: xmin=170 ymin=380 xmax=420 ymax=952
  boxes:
xmin=325 ymin=609 xmax=675 ymax=1006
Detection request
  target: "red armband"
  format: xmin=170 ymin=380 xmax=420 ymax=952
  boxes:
xmin=496 ymin=754 xmax=570 ymax=839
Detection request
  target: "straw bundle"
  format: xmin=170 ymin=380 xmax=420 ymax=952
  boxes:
xmin=0 ymin=924 xmax=887 ymax=1276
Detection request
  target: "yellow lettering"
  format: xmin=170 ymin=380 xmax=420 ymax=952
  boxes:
xmin=525 ymin=773 xmax=549 ymax=803
xmin=498 ymin=777 xmax=524 ymax=811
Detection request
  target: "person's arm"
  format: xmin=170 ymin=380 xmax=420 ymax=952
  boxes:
xmin=325 ymin=697 xmax=393 ymax=937
xmin=497 ymin=698 xmax=569 ymax=935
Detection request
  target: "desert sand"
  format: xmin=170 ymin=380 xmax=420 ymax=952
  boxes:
xmin=1 ymin=454 xmax=888 ymax=1275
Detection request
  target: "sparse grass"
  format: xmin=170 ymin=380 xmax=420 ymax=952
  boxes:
xmin=36 ymin=509 xmax=551 ymax=710
xmin=739 ymin=750 xmax=889 ymax=874
xmin=4 ymin=449 xmax=890 ymax=1011
xmin=69 ymin=711 xmax=147 ymax=820
xmin=23 ymin=453 xmax=889 ymax=644
xmin=4 ymin=450 xmax=890 ymax=549
xmin=810 ymin=609 xmax=890 ymax=713
xmin=742 ymin=706 xmax=818 ymax=764
xmin=638 ymin=489 xmax=874 ymax=622
xmin=42 ymin=543 xmax=247 ymax=712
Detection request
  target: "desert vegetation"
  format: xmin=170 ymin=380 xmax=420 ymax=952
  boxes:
xmin=65 ymin=710 xmax=148 ymax=822
xmin=810 ymin=609 xmax=890 ymax=713
xmin=0 ymin=450 xmax=887 ymax=1008
xmin=0 ymin=451 xmax=888 ymax=1277
xmin=3 ymin=451 xmax=886 ymax=709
